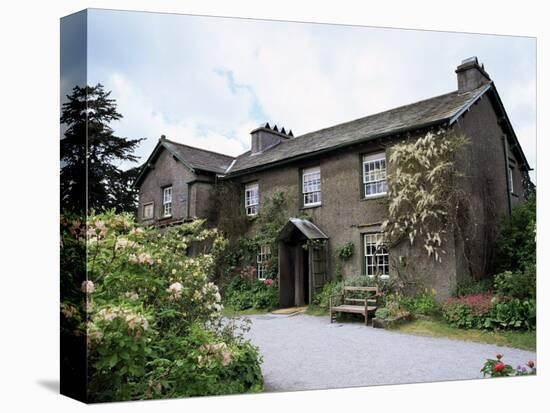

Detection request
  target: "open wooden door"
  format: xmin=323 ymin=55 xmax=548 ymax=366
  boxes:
xmin=277 ymin=218 xmax=329 ymax=308
xmin=308 ymin=242 xmax=328 ymax=304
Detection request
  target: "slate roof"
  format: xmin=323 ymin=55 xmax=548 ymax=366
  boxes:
xmin=134 ymin=138 xmax=236 ymax=187
xmin=227 ymin=84 xmax=491 ymax=175
xmin=278 ymin=218 xmax=329 ymax=242
xmin=160 ymin=138 xmax=235 ymax=174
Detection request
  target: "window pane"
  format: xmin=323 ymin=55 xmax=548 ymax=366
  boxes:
xmin=303 ymin=167 xmax=321 ymax=206
xmin=362 ymin=153 xmax=387 ymax=197
xmin=364 ymin=233 xmax=389 ymax=277
xmin=245 ymin=183 xmax=259 ymax=215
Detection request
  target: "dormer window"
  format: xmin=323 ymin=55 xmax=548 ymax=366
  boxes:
xmin=162 ymin=186 xmax=172 ymax=217
xmin=245 ymin=182 xmax=259 ymax=216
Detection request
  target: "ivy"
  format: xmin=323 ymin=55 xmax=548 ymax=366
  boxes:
xmin=335 ymin=241 xmax=354 ymax=260
xmin=302 ymin=238 xmax=327 ymax=251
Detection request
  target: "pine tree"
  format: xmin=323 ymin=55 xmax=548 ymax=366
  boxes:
xmin=60 ymin=84 xmax=144 ymax=213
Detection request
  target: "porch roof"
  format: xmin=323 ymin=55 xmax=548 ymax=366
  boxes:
xmin=278 ymin=218 xmax=329 ymax=242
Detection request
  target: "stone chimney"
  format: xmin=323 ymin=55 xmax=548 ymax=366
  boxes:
xmin=250 ymin=123 xmax=293 ymax=154
xmin=455 ymin=56 xmax=491 ymax=92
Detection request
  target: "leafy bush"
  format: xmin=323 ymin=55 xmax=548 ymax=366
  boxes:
xmin=493 ymin=263 xmax=536 ymax=300
xmin=375 ymin=295 xmax=410 ymax=320
xmin=442 ymin=293 xmax=493 ymax=329
xmin=453 ymin=278 xmax=493 ymax=297
xmin=484 ymin=298 xmax=536 ymax=330
xmin=442 ymin=292 xmax=535 ymax=331
xmin=311 ymin=280 xmax=343 ymax=310
xmin=495 ymin=194 xmax=536 ymax=273
xmin=401 ymin=289 xmax=440 ymax=316
xmin=60 ymin=211 xmax=263 ymax=402
xmin=374 ymin=307 xmax=391 ymax=320
xmin=225 ymin=275 xmax=278 ymax=311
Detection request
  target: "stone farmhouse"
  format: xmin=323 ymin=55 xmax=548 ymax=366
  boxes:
xmin=134 ymin=57 xmax=531 ymax=305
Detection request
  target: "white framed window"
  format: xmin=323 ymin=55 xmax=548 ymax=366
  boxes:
xmin=162 ymin=186 xmax=172 ymax=217
xmin=363 ymin=152 xmax=387 ymax=197
xmin=302 ymin=166 xmax=321 ymax=207
xmin=244 ymin=182 xmax=259 ymax=216
xmin=508 ymin=166 xmax=514 ymax=193
xmin=143 ymin=202 xmax=154 ymax=220
xmin=364 ymin=233 xmax=389 ymax=279
xmin=257 ymin=245 xmax=271 ymax=280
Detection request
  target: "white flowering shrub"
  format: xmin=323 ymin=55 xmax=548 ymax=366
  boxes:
xmin=60 ymin=211 xmax=262 ymax=402
xmin=382 ymin=130 xmax=469 ymax=262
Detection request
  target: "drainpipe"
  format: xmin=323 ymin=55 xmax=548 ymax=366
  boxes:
xmin=502 ymin=134 xmax=512 ymax=216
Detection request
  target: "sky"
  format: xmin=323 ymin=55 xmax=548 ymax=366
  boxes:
xmin=62 ymin=9 xmax=536 ymax=179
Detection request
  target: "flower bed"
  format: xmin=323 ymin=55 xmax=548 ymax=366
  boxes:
xmin=224 ymin=270 xmax=279 ymax=311
xmin=481 ymin=354 xmax=536 ymax=377
xmin=442 ymin=292 xmax=536 ymax=331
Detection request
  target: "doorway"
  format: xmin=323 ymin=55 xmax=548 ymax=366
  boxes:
xmin=277 ymin=218 xmax=329 ymax=308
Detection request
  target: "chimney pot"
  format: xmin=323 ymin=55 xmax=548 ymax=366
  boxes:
xmin=250 ymin=122 xmax=292 ymax=154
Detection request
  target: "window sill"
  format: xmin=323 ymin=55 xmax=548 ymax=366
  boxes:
xmin=361 ymin=193 xmax=387 ymax=201
xmin=366 ymin=274 xmax=390 ymax=280
xmin=158 ymin=215 xmax=173 ymax=220
xmin=301 ymin=203 xmax=322 ymax=210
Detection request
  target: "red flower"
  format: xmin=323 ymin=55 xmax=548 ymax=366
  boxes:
xmin=496 ymin=354 xmax=503 ymax=360
xmin=493 ymin=362 xmax=505 ymax=373
xmin=527 ymin=360 xmax=535 ymax=368
xmin=263 ymin=278 xmax=274 ymax=286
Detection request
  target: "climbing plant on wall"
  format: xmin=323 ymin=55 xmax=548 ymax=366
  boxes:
xmin=381 ymin=129 xmax=469 ymax=262
xmin=213 ymin=190 xmax=293 ymax=285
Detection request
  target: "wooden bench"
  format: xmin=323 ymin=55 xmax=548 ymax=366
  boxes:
xmin=329 ymin=286 xmax=379 ymax=326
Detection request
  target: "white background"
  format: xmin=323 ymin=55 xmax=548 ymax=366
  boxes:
xmin=0 ymin=1 xmax=547 ymax=412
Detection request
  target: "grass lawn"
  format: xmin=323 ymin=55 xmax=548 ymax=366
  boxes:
xmin=305 ymin=305 xmax=327 ymax=316
xmin=221 ymin=306 xmax=271 ymax=317
xmin=392 ymin=318 xmax=536 ymax=351
xmin=306 ymin=305 xmax=535 ymax=351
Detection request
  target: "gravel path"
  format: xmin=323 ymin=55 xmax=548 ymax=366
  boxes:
xmin=243 ymin=313 xmax=536 ymax=392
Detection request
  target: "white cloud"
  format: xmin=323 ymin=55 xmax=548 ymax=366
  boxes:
xmin=89 ymin=12 xmax=536 ymax=178
xmin=108 ymin=72 xmax=250 ymax=168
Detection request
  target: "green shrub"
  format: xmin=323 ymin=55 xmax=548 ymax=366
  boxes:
xmin=224 ymin=275 xmax=278 ymax=311
xmin=402 ymin=289 xmax=440 ymax=316
xmin=495 ymin=194 xmax=536 ymax=273
xmin=61 ymin=211 xmax=263 ymax=402
xmin=484 ymin=298 xmax=536 ymax=331
xmin=493 ymin=264 xmax=536 ymax=300
xmin=251 ymin=281 xmax=279 ymax=309
xmin=143 ymin=323 xmax=263 ymax=398
xmin=443 ymin=303 xmax=480 ymax=329
xmin=311 ymin=280 xmax=344 ymax=309
xmin=374 ymin=292 xmax=410 ymax=320
xmin=442 ymin=293 xmax=493 ymax=329
xmin=442 ymin=292 xmax=536 ymax=331
xmin=453 ymin=278 xmax=493 ymax=297
xmin=375 ymin=307 xmax=391 ymax=320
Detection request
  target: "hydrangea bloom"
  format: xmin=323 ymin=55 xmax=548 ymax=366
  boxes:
xmin=81 ymin=280 xmax=95 ymax=294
